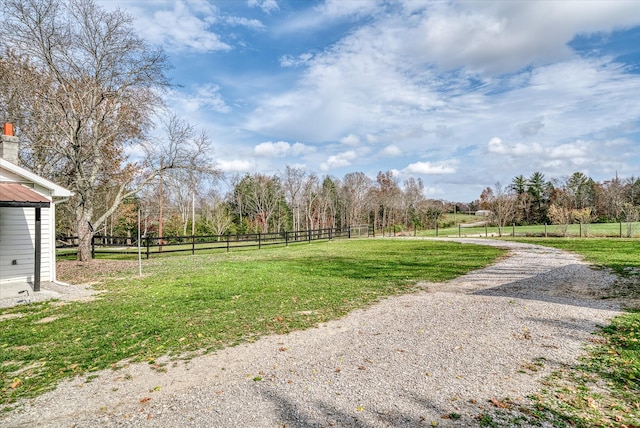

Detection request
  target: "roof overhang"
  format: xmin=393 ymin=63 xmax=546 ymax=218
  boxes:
xmin=0 ymin=182 xmax=50 ymax=208
xmin=0 ymin=158 xmax=72 ymax=198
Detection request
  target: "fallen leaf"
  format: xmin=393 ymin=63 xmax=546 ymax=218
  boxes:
xmin=489 ymin=397 xmax=510 ymax=409
xmin=10 ymin=379 xmax=22 ymax=389
xmin=140 ymin=397 xmax=151 ymax=403
xmin=279 ymin=347 xmax=288 ymax=352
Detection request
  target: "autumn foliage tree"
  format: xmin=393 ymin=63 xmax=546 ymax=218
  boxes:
xmin=1 ymin=0 xmax=217 ymax=261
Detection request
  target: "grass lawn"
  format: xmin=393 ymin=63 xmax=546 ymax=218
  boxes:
xmin=0 ymin=239 xmax=504 ymax=407
xmin=511 ymin=238 xmax=640 ymax=427
xmin=415 ymin=222 xmax=640 ymax=239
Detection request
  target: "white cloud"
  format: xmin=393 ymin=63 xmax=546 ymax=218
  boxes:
xmin=517 ymin=118 xmax=545 ymax=137
xmin=403 ymin=160 xmax=458 ymax=175
xmin=130 ymin=2 xmax=231 ymax=53
xmin=254 ymin=141 xmax=314 ymax=157
xmin=315 ymin=0 xmax=380 ymax=20
xmin=223 ymin=16 xmax=266 ymax=30
xmin=165 ymin=86 xmax=229 ymax=118
xmin=487 ymin=137 xmax=592 ymax=162
xmin=340 ymin=134 xmax=360 ymax=146
xmin=175 ymin=84 xmax=230 ymax=114
xmin=381 ymin=145 xmax=402 ymax=156
xmin=248 ymin=0 xmax=279 ymax=14
xmin=547 ymin=141 xmax=588 ymax=160
xmin=320 ymin=150 xmax=358 ymax=171
xmin=487 ymin=137 xmax=544 ymax=157
xmin=218 ymin=159 xmax=254 ymax=173
xmin=400 ymin=0 xmax=640 ymax=74
xmin=280 ymin=52 xmax=315 ymax=68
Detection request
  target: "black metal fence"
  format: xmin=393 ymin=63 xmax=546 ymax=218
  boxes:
xmin=57 ymin=226 xmax=374 ymax=259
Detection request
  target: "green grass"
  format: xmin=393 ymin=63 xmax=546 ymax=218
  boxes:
xmin=509 ymin=238 xmax=640 ymax=427
xmin=415 ymin=222 xmax=640 ymax=238
xmin=0 ymin=239 xmax=504 ymax=407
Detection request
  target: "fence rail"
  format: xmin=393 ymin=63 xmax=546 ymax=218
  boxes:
xmin=57 ymin=226 xmax=374 ymax=259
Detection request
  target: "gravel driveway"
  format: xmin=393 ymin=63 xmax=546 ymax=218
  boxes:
xmin=1 ymin=239 xmax=626 ymax=427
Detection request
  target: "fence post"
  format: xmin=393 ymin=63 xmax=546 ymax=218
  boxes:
xmin=458 ymin=224 xmax=461 ymax=237
xmin=620 ymin=222 xmax=623 ymax=238
xmin=329 ymin=228 xmax=333 ymax=241
xmin=91 ymin=236 xmax=95 ymax=259
xmin=227 ymin=233 xmax=230 ymax=252
xmin=435 ymin=222 xmax=438 ymax=237
xmin=258 ymin=232 xmax=261 ymax=249
xmin=348 ymin=226 xmax=351 ymax=239
xmin=146 ymin=236 xmax=150 ymax=259
xmin=512 ymin=223 xmax=515 ymax=237
xmin=192 ymin=234 xmax=195 ymax=255
xmin=579 ymin=222 xmax=582 ymax=237
xmin=485 ymin=223 xmax=488 ymax=237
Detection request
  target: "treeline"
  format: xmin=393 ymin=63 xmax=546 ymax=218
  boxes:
xmin=57 ymin=169 xmax=640 ymax=239
xmin=480 ymin=172 xmax=640 ymax=235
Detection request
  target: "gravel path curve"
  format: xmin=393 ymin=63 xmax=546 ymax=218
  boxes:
xmin=1 ymin=239 xmax=625 ymax=427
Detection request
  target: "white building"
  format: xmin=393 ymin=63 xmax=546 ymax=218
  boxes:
xmin=0 ymin=125 xmax=72 ymax=295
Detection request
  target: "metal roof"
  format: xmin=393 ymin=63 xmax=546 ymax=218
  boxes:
xmin=0 ymin=182 xmax=50 ymax=207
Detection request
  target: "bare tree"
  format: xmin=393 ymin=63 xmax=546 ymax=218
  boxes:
xmin=301 ymin=173 xmax=320 ymax=230
xmin=200 ymin=193 xmax=233 ymax=236
xmin=621 ymin=203 xmax=640 ymax=237
xmin=402 ymin=177 xmax=425 ymax=230
xmin=281 ymin=166 xmax=307 ymax=232
xmin=236 ymin=174 xmax=283 ymax=233
xmin=340 ymin=172 xmax=373 ymax=227
xmin=598 ymin=175 xmax=626 ymax=221
xmin=0 ymin=0 xmax=219 ymax=261
xmin=488 ymin=183 xmax=517 ymax=237
xmin=375 ymin=171 xmax=401 ymax=234
xmin=156 ymin=116 xmax=217 ymax=235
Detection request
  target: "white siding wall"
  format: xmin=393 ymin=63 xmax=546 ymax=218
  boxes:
xmin=0 ymin=206 xmax=52 ymax=284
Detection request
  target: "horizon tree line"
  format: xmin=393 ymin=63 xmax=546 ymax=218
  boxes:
xmin=57 ymin=168 xmax=640 ymax=241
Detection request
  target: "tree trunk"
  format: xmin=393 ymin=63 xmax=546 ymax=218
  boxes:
xmin=77 ymin=209 xmax=94 ymax=262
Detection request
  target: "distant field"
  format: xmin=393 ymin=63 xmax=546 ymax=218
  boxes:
xmin=415 ymin=221 xmax=640 ymax=238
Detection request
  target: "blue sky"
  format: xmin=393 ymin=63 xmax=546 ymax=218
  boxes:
xmin=103 ymin=0 xmax=640 ymax=202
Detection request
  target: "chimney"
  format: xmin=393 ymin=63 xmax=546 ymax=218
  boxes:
xmin=1 ymin=122 xmax=19 ymax=164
